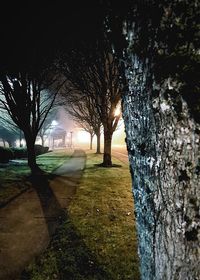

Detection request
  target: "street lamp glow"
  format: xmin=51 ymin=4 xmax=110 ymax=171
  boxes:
xmin=114 ymin=105 xmax=121 ymax=117
xmin=77 ymin=131 xmax=90 ymax=143
xmin=51 ymin=120 xmax=58 ymax=126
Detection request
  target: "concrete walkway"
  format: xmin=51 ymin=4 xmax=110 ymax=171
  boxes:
xmin=0 ymin=149 xmax=86 ymax=280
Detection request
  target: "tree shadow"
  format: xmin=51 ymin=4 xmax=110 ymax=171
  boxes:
xmin=27 ymin=173 xmax=66 ymax=236
xmin=21 ymin=212 xmax=114 ymax=280
xmin=84 ymin=162 xmax=122 ymax=170
xmin=18 ymin=149 xmax=135 ymax=279
xmin=20 ymin=174 xmax=114 ymax=280
xmin=95 ymin=163 xmax=122 ymax=168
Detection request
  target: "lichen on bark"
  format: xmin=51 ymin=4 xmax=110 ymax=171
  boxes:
xmin=122 ymin=52 xmax=200 ymax=279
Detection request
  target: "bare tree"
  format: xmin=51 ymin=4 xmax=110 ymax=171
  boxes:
xmin=0 ymin=71 xmax=63 ymax=174
xmin=60 ymin=85 xmax=102 ymax=153
xmin=0 ymin=126 xmax=18 ymax=147
xmin=77 ymin=121 xmax=95 ymax=150
xmin=38 ymin=107 xmax=58 ymax=147
xmin=0 ymin=110 xmax=21 ymax=147
xmin=59 ymin=42 xmax=122 ymax=166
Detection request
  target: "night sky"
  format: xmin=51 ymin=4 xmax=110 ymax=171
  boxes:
xmin=0 ymin=1 xmax=106 ymax=70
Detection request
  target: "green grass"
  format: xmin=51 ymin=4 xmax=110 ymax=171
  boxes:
xmin=36 ymin=149 xmax=73 ymax=173
xmin=23 ymin=152 xmax=140 ymax=280
xmin=0 ymin=149 xmax=73 ymax=206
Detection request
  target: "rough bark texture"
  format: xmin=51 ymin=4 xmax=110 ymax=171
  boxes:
xmin=25 ymin=134 xmax=40 ymax=174
xmin=103 ymin=129 xmax=112 ymax=166
xmin=123 ymin=54 xmax=200 ymax=279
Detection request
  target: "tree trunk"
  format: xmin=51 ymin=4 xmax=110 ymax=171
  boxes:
xmin=96 ymin=129 xmax=101 ymax=154
xmin=7 ymin=140 xmax=14 ymax=148
xmin=7 ymin=141 xmax=11 ymax=147
xmin=102 ymin=128 xmax=112 ymax=166
xmin=123 ymin=55 xmax=200 ymax=279
xmin=90 ymin=133 xmax=93 ymax=150
xmin=24 ymin=134 xmax=41 ymax=174
xmin=41 ymin=135 xmax=45 ymax=147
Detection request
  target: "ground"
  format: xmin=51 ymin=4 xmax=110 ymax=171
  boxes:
xmin=0 ymin=147 xmax=139 ymax=280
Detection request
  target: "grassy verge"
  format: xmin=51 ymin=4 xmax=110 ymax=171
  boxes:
xmin=36 ymin=149 xmax=73 ymax=173
xmin=23 ymin=152 xmax=140 ymax=280
xmin=0 ymin=149 xmax=73 ymax=207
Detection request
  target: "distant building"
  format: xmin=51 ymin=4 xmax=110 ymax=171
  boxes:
xmin=50 ymin=127 xmax=67 ymax=149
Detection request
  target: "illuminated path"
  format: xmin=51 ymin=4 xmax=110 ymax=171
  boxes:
xmin=0 ymin=150 xmax=86 ymax=280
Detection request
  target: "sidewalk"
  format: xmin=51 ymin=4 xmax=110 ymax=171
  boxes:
xmin=0 ymin=149 xmax=86 ymax=280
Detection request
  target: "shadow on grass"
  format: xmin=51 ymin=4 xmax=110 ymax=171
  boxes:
xmin=0 ymin=175 xmax=31 ymax=209
xmin=27 ymin=173 xmax=66 ymax=236
xmin=20 ymin=173 xmax=112 ymax=280
xmin=21 ymin=212 xmax=113 ymax=280
xmin=85 ymin=164 xmax=122 ymax=172
xmin=95 ymin=163 xmax=122 ymax=168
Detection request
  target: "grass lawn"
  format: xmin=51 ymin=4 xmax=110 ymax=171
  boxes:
xmin=23 ymin=151 xmax=140 ymax=280
xmin=0 ymin=149 xmax=73 ymax=207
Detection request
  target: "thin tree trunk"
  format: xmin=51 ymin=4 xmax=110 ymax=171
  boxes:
xmin=90 ymin=133 xmax=93 ymax=150
xmin=41 ymin=135 xmax=45 ymax=146
xmin=102 ymin=129 xmax=112 ymax=166
xmin=19 ymin=130 xmax=22 ymax=147
xmin=7 ymin=141 xmax=12 ymax=148
xmin=96 ymin=130 xmax=101 ymax=154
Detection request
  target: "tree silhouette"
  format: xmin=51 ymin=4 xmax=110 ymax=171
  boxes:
xmin=0 ymin=71 xmax=63 ymax=174
xmin=59 ymin=40 xmax=122 ymax=166
xmin=60 ymin=85 xmax=102 ymax=153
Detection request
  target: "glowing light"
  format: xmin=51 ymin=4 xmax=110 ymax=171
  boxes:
xmin=112 ymin=118 xmax=126 ymax=145
xmin=77 ymin=131 xmax=90 ymax=143
xmin=51 ymin=120 xmax=58 ymax=126
xmin=114 ymin=105 xmax=121 ymax=117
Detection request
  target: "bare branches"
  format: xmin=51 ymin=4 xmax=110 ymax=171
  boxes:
xmin=59 ymin=41 xmax=122 ymax=134
xmin=61 ymin=84 xmax=102 ymax=136
xmin=57 ymin=39 xmax=122 ymax=164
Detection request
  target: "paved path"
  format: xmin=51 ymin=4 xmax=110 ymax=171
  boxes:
xmin=0 ymin=150 xmax=86 ymax=280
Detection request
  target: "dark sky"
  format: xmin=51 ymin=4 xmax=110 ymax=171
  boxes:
xmin=0 ymin=1 xmax=105 ymax=70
